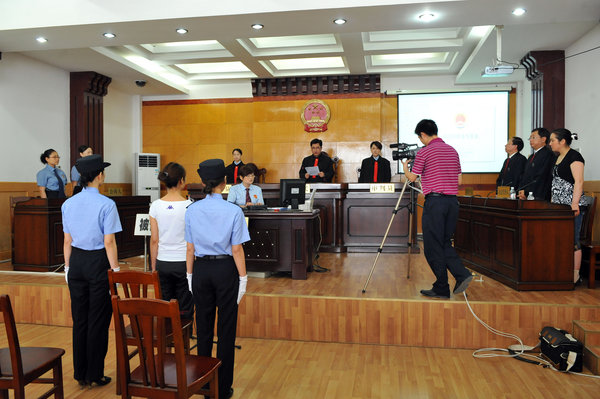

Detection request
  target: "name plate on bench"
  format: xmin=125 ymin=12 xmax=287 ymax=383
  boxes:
xmin=370 ymin=184 xmax=395 ymax=193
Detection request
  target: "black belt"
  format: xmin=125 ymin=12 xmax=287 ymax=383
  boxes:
xmin=200 ymin=255 xmax=232 ymax=260
xmin=425 ymin=192 xmax=457 ymax=199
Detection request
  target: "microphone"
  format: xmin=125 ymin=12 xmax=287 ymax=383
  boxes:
xmin=332 ymin=156 xmax=339 ymax=163
xmin=486 ymin=191 xmax=496 ymax=198
xmin=517 ymin=179 xmax=537 ymax=192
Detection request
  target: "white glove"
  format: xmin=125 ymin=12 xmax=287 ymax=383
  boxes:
xmin=64 ymin=266 xmax=69 ymax=284
xmin=113 ymin=267 xmax=120 ymax=272
xmin=187 ymin=273 xmax=193 ymax=293
xmin=237 ymin=275 xmax=248 ymax=304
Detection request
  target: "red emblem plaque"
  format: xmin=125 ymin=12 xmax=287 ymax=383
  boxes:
xmin=301 ymin=99 xmax=331 ymax=133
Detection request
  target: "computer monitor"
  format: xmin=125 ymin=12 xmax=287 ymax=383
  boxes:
xmin=280 ymin=179 xmax=306 ymax=210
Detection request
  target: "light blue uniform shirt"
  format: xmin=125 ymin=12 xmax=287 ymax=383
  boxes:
xmin=185 ymin=193 xmax=250 ymax=256
xmin=61 ymin=187 xmax=122 ymax=250
xmin=36 ymin=164 xmax=67 ymax=191
xmin=71 ymin=165 xmax=80 ymax=183
xmin=227 ymin=184 xmax=264 ymax=206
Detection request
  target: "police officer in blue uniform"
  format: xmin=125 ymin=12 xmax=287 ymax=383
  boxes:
xmin=185 ymin=159 xmax=249 ymax=399
xmin=62 ymin=154 xmax=122 ymax=387
xmin=37 ymin=148 xmax=68 ymax=198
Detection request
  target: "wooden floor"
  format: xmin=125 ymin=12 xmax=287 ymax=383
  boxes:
xmin=2 ymin=323 xmax=600 ymax=399
xmin=2 ymin=247 xmax=600 ymax=348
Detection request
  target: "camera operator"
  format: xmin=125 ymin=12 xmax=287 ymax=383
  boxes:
xmin=401 ymin=119 xmax=472 ymax=299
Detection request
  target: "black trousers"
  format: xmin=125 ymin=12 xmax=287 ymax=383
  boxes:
xmin=156 ymin=259 xmax=194 ymax=319
xmin=67 ymin=247 xmax=112 ymax=382
xmin=193 ymin=257 xmax=239 ymax=397
xmin=422 ymin=196 xmax=471 ymax=296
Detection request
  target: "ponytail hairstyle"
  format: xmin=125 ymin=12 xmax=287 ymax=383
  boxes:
xmin=202 ymin=177 xmax=226 ymax=194
xmin=158 ymin=162 xmax=186 ymax=188
xmin=552 ymin=128 xmax=578 ymax=146
xmin=79 ymin=169 xmax=103 ymax=187
xmin=40 ymin=148 xmax=56 ymax=164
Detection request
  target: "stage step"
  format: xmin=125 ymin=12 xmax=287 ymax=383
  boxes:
xmin=572 ymin=320 xmax=600 ymax=375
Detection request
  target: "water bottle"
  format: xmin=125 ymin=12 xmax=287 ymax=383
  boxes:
xmin=527 ymin=192 xmax=534 ymax=200
xmin=510 ymin=187 xmax=516 ymax=200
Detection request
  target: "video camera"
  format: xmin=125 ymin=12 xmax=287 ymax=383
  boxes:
xmin=390 ymin=143 xmax=419 ymax=161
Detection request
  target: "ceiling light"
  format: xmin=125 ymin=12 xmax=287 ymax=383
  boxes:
xmin=103 ymin=32 xmax=116 ymax=38
xmin=36 ymin=36 xmax=48 ymax=43
xmin=418 ymin=13 xmax=436 ymax=22
xmin=512 ymin=8 xmax=526 ymax=16
xmin=176 ymin=28 xmax=188 ymax=34
xmin=333 ymin=19 xmax=346 ymax=25
xmin=251 ymin=24 xmax=264 ymax=30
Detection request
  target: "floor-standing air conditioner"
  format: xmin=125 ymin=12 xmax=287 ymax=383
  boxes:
xmin=134 ymin=153 xmax=160 ymax=202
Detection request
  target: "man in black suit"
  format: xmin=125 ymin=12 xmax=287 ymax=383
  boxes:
xmin=496 ymin=137 xmax=527 ymax=189
xmin=359 ymin=141 xmax=392 ymax=183
xmin=518 ymin=128 xmax=554 ymax=200
xmin=299 ymin=138 xmax=334 ymax=183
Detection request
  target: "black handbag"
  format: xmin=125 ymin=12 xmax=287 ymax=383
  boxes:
xmin=539 ymin=326 xmax=583 ymax=372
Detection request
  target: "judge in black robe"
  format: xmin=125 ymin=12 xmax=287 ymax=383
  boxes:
xmin=299 ymin=139 xmax=334 ymax=183
xmin=358 ymin=141 xmax=392 ymax=183
xmin=224 ymin=148 xmax=244 ymax=185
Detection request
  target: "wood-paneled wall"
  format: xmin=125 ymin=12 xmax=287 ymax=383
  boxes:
xmin=143 ymin=94 xmax=397 ymax=184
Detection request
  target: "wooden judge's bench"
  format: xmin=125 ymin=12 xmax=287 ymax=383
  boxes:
xmin=12 ymin=196 xmax=150 ymax=271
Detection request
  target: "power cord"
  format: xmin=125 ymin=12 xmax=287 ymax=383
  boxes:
xmin=464 ymin=291 xmax=600 ymax=379
xmin=312 ymin=214 xmax=329 ymax=272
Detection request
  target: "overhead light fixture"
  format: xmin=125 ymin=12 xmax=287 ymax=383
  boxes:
xmin=36 ymin=36 xmax=48 ymax=43
xmin=251 ymin=24 xmax=264 ymax=30
xmin=103 ymin=32 xmax=116 ymax=38
xmin=333 ymin=18 xmax=346 ymax=25
xmin=418 ymin=13 xmax=436 ymax=22
xmin=176 ymin=28 xmax=188 ymax=34
xmin=512 ymin=8 xmax=526 ymax=16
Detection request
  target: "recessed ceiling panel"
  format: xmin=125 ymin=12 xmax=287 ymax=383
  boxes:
xmin=176 ymin=61 xmax=250 ymax=73
xmin=371 ymin=52 xmax=448 ymax=66
xmin=250 ymin=34 xmax=337 ymax=48
xmin=270 ymin=57 xmax=345 ymax=70
xmin=141 ymin=40 xmax=225 ymax=53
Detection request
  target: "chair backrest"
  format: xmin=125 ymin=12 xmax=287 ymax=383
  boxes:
xmin=111 ymin=296 xmax=188 ymax=395
xmin=0 ymin=295 xmax=24 ymax=387
xmin=580 ymin=195 xmax=597 ymax=244
xmin=108 ymin=270 xmax=162 ymax=299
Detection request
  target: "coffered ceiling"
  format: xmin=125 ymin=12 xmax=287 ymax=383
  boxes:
xmin=1 ymin=0 xmax=598 ymax=95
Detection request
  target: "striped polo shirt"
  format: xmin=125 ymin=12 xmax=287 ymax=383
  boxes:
xmin=411 ymin=137 xmax=461 ymax=195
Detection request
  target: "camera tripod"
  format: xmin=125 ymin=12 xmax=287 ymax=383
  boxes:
xmin=362 ymin=177 xmax=421 ymax=293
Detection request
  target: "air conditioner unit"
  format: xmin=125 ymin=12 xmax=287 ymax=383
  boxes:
xmin=134 ymin=153 xmax=160 ymax=202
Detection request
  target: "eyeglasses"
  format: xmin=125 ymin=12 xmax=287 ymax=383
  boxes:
xmin=529 ymin=136 xmax=540 ymax=140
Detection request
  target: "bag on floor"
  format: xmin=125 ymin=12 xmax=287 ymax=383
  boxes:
xmin=539 ymin=326 xmax=583 ymax=372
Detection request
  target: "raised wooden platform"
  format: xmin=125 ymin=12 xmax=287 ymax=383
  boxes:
xmin=2 ymin=247 xmax=600 ymax=350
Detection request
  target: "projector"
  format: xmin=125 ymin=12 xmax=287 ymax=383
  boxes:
xmin=482 ymin=65 xmax=514 ymax=77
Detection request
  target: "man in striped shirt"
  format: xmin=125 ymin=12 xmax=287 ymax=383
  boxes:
xmin=402 ymin=119 xmax=473 ymax=299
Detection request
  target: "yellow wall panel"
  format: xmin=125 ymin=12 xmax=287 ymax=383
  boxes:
xmin=225 ymin=102 xmax=254 ymax=123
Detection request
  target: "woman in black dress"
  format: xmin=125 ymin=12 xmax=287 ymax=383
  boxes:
xmin=358 ymin=141 xmax=391 ymax=183
xmin=549 ymin=128 xmax=585 ymax=283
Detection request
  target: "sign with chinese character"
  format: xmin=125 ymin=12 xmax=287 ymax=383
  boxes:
xmin=223 ymin=184 xmax=231 ymax=194
xmin=370 ymin=184 xmax=395 ymax=193
xmin=134 ymin=213 xmax=151 ymax=236
xmin=301 ymin=99 xmax=330 ymax=133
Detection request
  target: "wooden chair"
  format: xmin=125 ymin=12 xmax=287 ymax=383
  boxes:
xmin=0 ymin=294 xmax=65 ymax=399
xmin=580 ymin=196 xmax=599 ymax=288
xmin=108 ymin=270 xmax=194 ymax=394
xmin=111 ymin=296 xmax=221 ymax=399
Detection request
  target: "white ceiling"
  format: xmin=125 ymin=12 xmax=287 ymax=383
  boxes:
xmin=1 ymin=0 xmax=598 ymax=95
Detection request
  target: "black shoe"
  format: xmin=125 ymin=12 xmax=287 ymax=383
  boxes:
xmin=453 ymin=275 xmax=473 ymax=294
xmin=420 ymin=289 xmax=450 ymax=299
xmin=77 ymin=380 xmax=87 ymax=389
xmin=88 ymin=376 xmax=111 ymax=387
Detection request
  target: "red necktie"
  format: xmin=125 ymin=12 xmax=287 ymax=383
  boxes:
xmin=373 ymin=160 xmax=378 ymax=183
xmin=245 ymin=187 xmax=251 ymax=204
xmin=502 ymin=157 xmax=510 ymax=173
xmin=312 ymin=158 xmax=318 ymax=178
xmin=234 ymin=165 xmax=239 ymax=183
xmin=529 ymin=152 xmax=536 ymax=163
